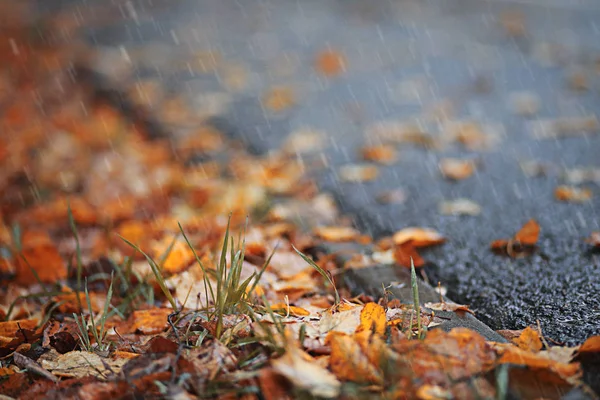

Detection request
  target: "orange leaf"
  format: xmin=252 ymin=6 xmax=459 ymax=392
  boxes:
xmin=129 ymin=309 xmax=172 ymax=335
xmin=356 ymin=303 xmax=386 ymax=336
xmin=512 ymin=327 xmax=543 ymax=353
xmin=490 ymin=239 xmax=509 ymax=250
xmin=393 ymin=227 xmax=445 ymax=247
xmin=394 ymin=241 xmax=425 ymax=268
xmin=263 ymin=87 xmax=295 ymax=112
xmin=424 ymin=302 xmax=475 ymax=315
xmin=313 ymin=226 xmax=359 ymax=242
xmin=360 ymin=145 xmax=397 ymax=165
xmin=314 ymin=49 xmax=346 ymax=77
xmin=270 ymin=304 xmax=311 ymax=317
xmin=439 ymin=158 xmax=476 ymax=180
xmin=578 ymin=336 xmax=600 ymax=354
xmin=327 ymin=332 xmax=383 ymax=385
xmin=150 ymin=237 xmax=194 ymax=274
xmin=585 ymin=232 xmax=600 ymax=248
xmin=554 ymin=186 xmax=593 ymax=203
xmin=0 ymin=319 xmax=37 ymax=338
xmin=514 ymin=219 xmax=540 ymax=246
xmin=15 ymin=231 xmax=66 ymax=285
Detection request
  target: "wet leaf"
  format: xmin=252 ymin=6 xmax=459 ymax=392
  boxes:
xmin=314 ymin=49 xmax=346 ymax=77
xmin=313 ymin=226 xmax=359 ymax=242
xmin=338 ymin=164 xmax=379 ymax=183
xmin=554 ymin=186 xmax=593 ymax=203
xmin=360 ymin=145 xmax=398 ymax=165
xmin=512 ymin=327 xmax=543 ymax=353
xmin=271 ymin=333 xmax=341 ymax=398
xmin=424 ymin=302 xmax=475 ymax=315
xmin=393 ymin=227 xmax=445 ymax=247
xmin=438 ymin=198 xmax=481 ymax=216
xmin=438 ymin=158 xmax=476 ymax=180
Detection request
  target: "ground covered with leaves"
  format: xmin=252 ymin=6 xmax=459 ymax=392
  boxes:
xmin=1 ymin=2 xmax=600 ymax=399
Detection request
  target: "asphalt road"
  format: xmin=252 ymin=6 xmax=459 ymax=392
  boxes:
xmin=44 ymin=0 xmax=600 ymax=345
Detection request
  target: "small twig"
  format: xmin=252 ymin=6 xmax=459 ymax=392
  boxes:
xmin=168 ymin=311 xmax=181 ymax=342
xmin=536 ymin=320 xmax=551 ymax=349
xmin=13 ymin=352 xmax=58 ymax=383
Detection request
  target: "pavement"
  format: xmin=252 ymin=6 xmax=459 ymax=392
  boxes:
xmin=39 ymin=0 xmax=600 ymax=346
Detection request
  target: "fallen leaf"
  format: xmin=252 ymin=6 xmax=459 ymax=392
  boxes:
xmin=393 ymin=227 xmax=445 ymax=247
xmin=338 ymin=164 xmax=379 ymax=183
xmin=360 ymin=145 xmax=398 ymax=165
xmin=585 ymin=232 xmax=600 ymax=248
xmin=271 ymin=333 xmax=341 ymax=398
xmin=40 ymin=349 xmax=128 ymax=379
xmin=15 ymin=230 xmax=67 ymax=285
xmin=270 ymin=304 xmax=311 ymax=317
xmin=577 ymin=336 xmax=600 ymax=354
xmin=356 ymin=303 xmax=386 ymax=336
xmin=366 ymin=121 xmax=436 ymax=148
xmin=513 ymin=327 xmax=543 ymax=353
xmin=327 ymin=332 xmax=383 ymax=385
xmin=491 ymin=219 xmax=540 ymax=257
xmin=509 ymin=91 xmax=541 ymax=116
xmin=283 ymin=128 xmax=326 ymax=154
xmin=0 ymin=319 xmax=37 ymax=338
xmin=424 ymin=302 xmax=475 ymax=315
xmin=554 ymin=186 xmax=593 ymax=203
xmin=128 ymin=309 xmax=172 ymax=335
xmin=314 ymin=49 xmax=346 ymax=77
xmin=438 ymin=198 xmax=481 ymax=216
xmin=514 ymin=219 xmax=540 ymax=246
xmin=439 ymin=158 xmax=476 ymax=180
xmin=376 ymin=188 xmax=407 ymax=204
xmin=263 ymin=87 xmax=295 ymax=112
xmin=393 ymin=241 xmax=425 ymax=268
xmin=313 ymin=226 xmax=359 ymax=242
xmin=529 ymin=116 xmax=599 ymax=139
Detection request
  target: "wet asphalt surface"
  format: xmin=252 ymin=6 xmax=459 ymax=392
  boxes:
xmin=43 ymin=0 xmax=600 ymax=345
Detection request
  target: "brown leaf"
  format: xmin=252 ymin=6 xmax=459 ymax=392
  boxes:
xmin=393 ymin=241 xmax=425 ymax=268
xmin=128 ymin=309 xmax=172 ymax=335
xmin=424 ymin=302 xmax=475 ymax=315
xmin=439 ymin=158 xmax=476 ymax=180
xmin=263 ymin=87 xmax=295 ymax=112
xmin=360 ymin=145 xmax=398 ymax=165
xmin=514 ymin=219 xmax=540 ymax=246
xmin=393 ymin=227 xmax=445 ymax=247
xmin=578 ymin=336 xmax=600 ymax=354
xmin=313 ymin=226 xmax=359 ymax=242
xmin=338 ymin=164 xmax=379 ymax=183
xmin=513 ymin=326 xmax=543 ymax=353
xmin=327 ymin=332 xmax=383 ymax=385
xmin=314 ymin=49 xmax=346 ymax=77
xmin=554 ymin=186 xmax=593 ymax=203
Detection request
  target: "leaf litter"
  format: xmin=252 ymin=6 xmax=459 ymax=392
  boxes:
xmin=0 ymin=4 xmax=599 ymax=399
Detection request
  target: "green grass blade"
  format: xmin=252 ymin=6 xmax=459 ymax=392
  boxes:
xmin=292 ymin=245 xmax=340 ymax=305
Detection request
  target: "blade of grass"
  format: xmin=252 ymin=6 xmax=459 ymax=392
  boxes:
xmin=291 ymin=245 xmax=340 ymax=305
xmin=67 ymin=201 xmax=84 ymax=312
xmin=117 ymin=235 xmax=178 ymax=310
xmin=410 ymin=258 xmax=422 ymax=339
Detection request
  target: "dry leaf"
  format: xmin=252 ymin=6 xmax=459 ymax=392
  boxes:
xmin=128 ymin=309 xmax=172 ymax=335
xmin=585 ymin=232 xmax=600 ymax=248
xmin=283 ymin=128 xmax=326 ymax=154
xmin=360 ymin=145 xmax=398 ymax=165
xmin=15 ymin=230 xmax=67 ymax=285
xmin=578 ymin=336 xmax=600 ymax=354
xmin=327 ymin=332 xmax=383 ymax=385
xmin=438 ymin=199 xmax=481 ymax=216
xmin=439 ymin=158 xmax=476 ymax=180
xmin=314 ymin=49 xmax=346 ymax=77
xmin=509 ymin=92 xmax=540 ymax=117
xmin=376 ymin=188 xmax=407 ymax=204
xmin=554 ymin=186 xmax=593 ymax=203
xmin=263 ymin=87 xmax=295 ymax=112
xmin=271 ymin=334 xmax=341 ymax=398
xmin=313 ymin=226 xmax=359 ymax=242
xmin=393 ymin=241 xmax=425 ymax=268
xmin=514 ymin=219 xmax=540 ymax=246
xmin=513 ymin=327 xmax=543 ymax=353
xmin=393 ymin=227 xmax=445 ymax=247
xmin=424 ymin=302 xmax=475 ymax=315
xmin=338 ymin=164 xmax=379 ymax=183
xmin=39 ymin=349 xmax=128 ymax=379
xmin=356 ymin=303 xmax=386 ymax=336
